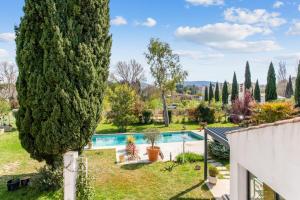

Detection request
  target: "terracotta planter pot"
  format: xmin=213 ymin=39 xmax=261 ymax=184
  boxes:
xmin=147 ymin=146 xmax=160 ymax=162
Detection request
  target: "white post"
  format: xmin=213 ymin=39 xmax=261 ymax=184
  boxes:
xmin=64 ymin=151 xmax=78 ymax=200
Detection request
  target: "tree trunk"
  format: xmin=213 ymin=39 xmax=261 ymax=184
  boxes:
xmin=162 ymin=91 xmax=169 ymax=127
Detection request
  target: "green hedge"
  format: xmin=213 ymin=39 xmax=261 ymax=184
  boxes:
xmin=176 ymin=152 xmax=204 ymax=163
xmin=208 ymin=140 xmax=229 ymax=160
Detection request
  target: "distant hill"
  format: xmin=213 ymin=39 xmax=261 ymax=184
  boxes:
xmin=183 ymin=81 xmax=214 ymax=87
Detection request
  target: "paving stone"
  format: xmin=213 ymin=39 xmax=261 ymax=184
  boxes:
xmin=211 ymin=162 xmax=223 ymax=167
xmin=219 ymin=171 xmax=230 ymax=175
xmin=216 ymin=166 xmax=227 ymax=171
xmin=223 ymin=175 xmax=230 ymax=179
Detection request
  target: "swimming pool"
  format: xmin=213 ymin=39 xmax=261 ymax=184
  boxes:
xmin=92 ymin=131 xmax=203 ymax=148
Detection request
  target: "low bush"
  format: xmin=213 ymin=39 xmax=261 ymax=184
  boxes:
xmin=142 ymin=110 xmax=153 ymax=124
xmin=251 ymin=101 xmax=295 ymax=125
xmin=197 ymin=102 xmax=215 ymax=123
xmin=176 ymin=152 xmax=204 ymax=163
xmin=36 ymin=165 xmax=63 ymax=191
xmin=187 ymin=108 xmax=198 ymax=122
xmin=208 ymin=140 xmax=229 ymax=160
xmin=209 ymin=166 xmax=219 ymax=177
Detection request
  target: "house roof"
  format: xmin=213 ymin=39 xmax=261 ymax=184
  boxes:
xmin=204 ymin=127 xmax=241 ymax=148
xmin=226 ymin=116 xmax=300 ymax=135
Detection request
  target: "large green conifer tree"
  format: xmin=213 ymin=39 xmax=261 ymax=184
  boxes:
xmin=209 ymin=82 xmax=214 ymax=103
xmin=222 ymin=81 xmax=228 ymax=105
xmin=245 ymin=61 xmax=252 ymax=90
xmin=215 ymin=82 xmax=220 ymax=102
xmin=285 ymin=75 xmax=293 ymax=98
xmin=231 ymin=72 xmax=239 ymax=102
xmin=295 ymin=62 xmax=300 ymax=107
xmin=254 ymin=80 xmax=261 ymax=102
xmin=265 ymin=62 xmax=277 ymax=101
xmin=204 ymin=86 xmax=208 ymax=101
xmin=16 ymin=0 xmax=111 ymax=167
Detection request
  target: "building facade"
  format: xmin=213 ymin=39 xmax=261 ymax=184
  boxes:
xmin=227 ymin=118 xmax=300 ymax=200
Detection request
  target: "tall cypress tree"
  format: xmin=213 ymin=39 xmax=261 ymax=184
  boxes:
xmin=265 ymin=62 xmax=277 ymax=101
xmin=295 ymin=62 xmax=300 ymax=107
xmin=204 ymin=86 xmax=208 ymax=101
xmin=245 ymin=61 xmax=252 ymax=90
xmin=254 ymin=80 xmax=261 ymax=102
xmin=285 ymin=75 xmax=293 ymax=98
xmin=16 ymin=0 xmax=111 ymax=167
xmin=231 ymin=72 xmax=239 ymax=102
xmin=209 ymin=82 xmax=214 ymax=103
xmin=215 ymin=82 xmax=220 ymax=102
xmin=222 ymin=81 xmax=229 ymax=105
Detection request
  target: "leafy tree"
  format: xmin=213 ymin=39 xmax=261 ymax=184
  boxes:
xmin=109 ymin=84 xmax=136 ymax=132
xmin=204 ymin=86 xmax=208 ymax=101
xmin=209 ymin=82 xmax=214 ymax=103
xmin=0 ymin=98 xmax=10 ymax=126
xmin=231 ymin=72 xmax=239 ymax=102
xmin=254 ymin=80 xmax=261 ymax=102
xmin=244 ymin=61 xmax=252 ymax=90
xmin=16 ymin=0 xmax=111 ymax=168
xmin=222 ymin=81 xmax=229 ymax=105
xmin=265 ymin=62 xmax=277 ymax=101
xmin=145 ymin=38 xmax=187 ymax=127
xmin=215 ymin=82 xmax=220 ymax=102
xmin=295 ymin=62 xmax=300 ymax=107
xmin=285 ymin=75 xmax=293 ymax=98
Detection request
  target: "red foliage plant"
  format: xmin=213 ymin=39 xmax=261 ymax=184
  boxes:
xmin=231 ymin=91 xmax=254 ymax=123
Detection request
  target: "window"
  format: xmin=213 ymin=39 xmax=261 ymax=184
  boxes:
xmin=248 ymin=172 xmax=285 ymax=200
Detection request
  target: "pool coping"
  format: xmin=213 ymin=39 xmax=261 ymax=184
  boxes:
xmin=87 ymin=130 xmax=204 ymax=150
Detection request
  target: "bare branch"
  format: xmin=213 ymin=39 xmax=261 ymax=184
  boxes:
xmin=277 ymin=61 xmax=287 ymax=82
xmin=0 ymin=61 xmax=18 ymax=99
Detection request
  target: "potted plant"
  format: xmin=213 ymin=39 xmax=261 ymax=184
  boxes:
xmin=144 ymin=128 xmax=161 ymax=162
xmin=7 ymin=178 xmax=20 ymax=191
xmin=208 ymin=166 xmax=219 ymax=185
xmin=126 ymin=135 xmax=138 ymax=160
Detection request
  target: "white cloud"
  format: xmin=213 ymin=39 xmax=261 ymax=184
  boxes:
xmin=175 ymin=23 xmax=266 ymax=43
xmin=273 ymin=1 xmax=284 ymax=8
xmin=0 ymin=49 xmax=9 ymax=57
xmin=224 ymin=8 xmax=286 ymax=28
xmin=186 ymin=0 xmax=224 ymax=6
xmin=141 ymin=18 xmax=157 ymax=27
xmin=275 ymin=52 xmax=300 ymax=60
xmin=111 ymin=16 xmax=127 ymax=26
xmin=175 ymin=23 xmax=280 ymax=53
xmin=0 ymin=32 xmax=15 ymax=42
xmin=207 ymin=40 xmax=281 ymax=53
xmin=175 ymin=50 xmax=224 ymax=60
xmin=287 ymin=21 xmax=300 ymax=35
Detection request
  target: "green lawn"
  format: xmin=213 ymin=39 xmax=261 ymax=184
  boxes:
xmin=0 ymin=132 xmax=215 ymax=200
xmin=96 ymin=121 xmax=236 ymax=134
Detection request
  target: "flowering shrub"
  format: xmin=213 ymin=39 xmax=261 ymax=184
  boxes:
xmin=230 ymin=91 xmax=253 ymax=123
xmin=126 ymin=135 xmax=137 ymax=158
xmin=251 ymin=101 xmax=295 ymax=125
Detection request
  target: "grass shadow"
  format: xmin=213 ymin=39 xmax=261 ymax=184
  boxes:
xmin=169 ymin=180 xmax=213 ymax=200
xmin=120 ymin=162 xmax=150 ymax=170
xmin=0 ymin=172 xmax=62 ymax=200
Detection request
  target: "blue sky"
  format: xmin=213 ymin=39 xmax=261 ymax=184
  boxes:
xmin=1 ymin=0 xmax=300 ymax=84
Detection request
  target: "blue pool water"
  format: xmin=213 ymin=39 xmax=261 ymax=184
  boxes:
xmin=92 ymin=131 xmax=203 ymax=148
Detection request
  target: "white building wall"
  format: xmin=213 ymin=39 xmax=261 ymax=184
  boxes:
xmin=228 ymin=119 xmax=300 ymax=200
